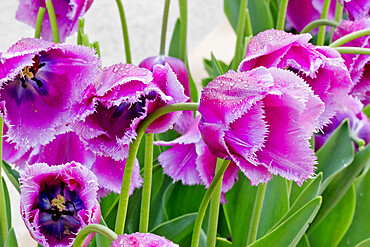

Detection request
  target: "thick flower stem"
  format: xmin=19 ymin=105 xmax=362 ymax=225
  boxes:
xmin=334 ymin=47 xmax=370 ymax=55
xmin=300 ymin=19 xmax=339 ymax=34
xmin=139 ymin=133 xmax=154 ymax=233
xmin=74 ymin=224 xmax=117 ymax=247
xmin=178 ymin=0 xmax=187 ymax=62
xmin=231 ymin=0 xmax=248 ymax=71
xmin=45 ymin=0 xmax=60 ymax=43
xmin=0 ymin=116 xmax=7 ymax=246
xmin=191 ymin=160 xmax=230 ymax=247
xmin=246 ymin=182 xmax=268 ymax=245
xmin=206 ymin=158 xmax=224 ymax=247
xmin=34 ymin=7 xmax=46 ymax=38
xmin=276 ymin=0 xmax=289 ymax=30
xmin=316 ymin=0 xmax=332 ymax=45
xmin=115 ymin=0 xmax=132 ymax=64
xmin=334 ymin=0 xmax=343 ymax=23
xmin=330 ymin=28 xmax=370 ymax=47
xmin=115 ymin=103 xmax=199 ymax=235
xmin=160 ymin=0 xmax=171 ymax=55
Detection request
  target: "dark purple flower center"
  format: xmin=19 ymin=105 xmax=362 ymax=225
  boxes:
xmin=36 ymin=180 xmax=85 ymax=243
xmin=95 ymin=91 xmax=157 ymax=139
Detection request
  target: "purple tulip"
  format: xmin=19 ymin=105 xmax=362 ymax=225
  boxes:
xmin=155 ymin=116 xmax=239 ymax=203
xmin=74 ymin=63 xmax=188 ymax=161
xmin=286 ymin=0 xmax=337 ymax=33
xmin=239 ymin=29 xmax=353 ymax=127
xmin=341 ymin=0 xmax=370 ymax=20
xmin=315 ymin=96 xmax=370 ymax=151
xmin=333 ymin=18 xmax=370 ymax=105
xmin=139 ymin=55 xmax=193 ymax=134
xmin=22 ymin=132 xmax=142 ymax=197
xmin=198 ymin=67 xmax=325 ymax=186
xmin=111 ymin=233 xmax=178 ymax=247
xmin=20 ymin=162 xmax=101 ymax=247
xmin=16 ymin=0 xmax=94 ymax=42
xmin=0 ymin=38 xmax=100 ymax=150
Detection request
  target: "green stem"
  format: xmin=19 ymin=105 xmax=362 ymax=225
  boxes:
xmin=330 ymin=28 xmax=370 ymax=47
xmin=329 ymin=0 xmax=344 ymax=43
xmin=0 ymin=116 xmax=6 ymax=246
xmin=300 ymin=19 xmax=339 ymax=34
xmin=74 ymin=224 xmax=117 ymax=247
xmin=316 ymin=0 xmax=332 ymax=45
xmin=231 ymin=0 xmax=248 ymax=71
xmin=160 ymin=0 xmax=171 ymax=55
xmin=45 ymin=0 xmax=60 ymax=43
xmin=93 ymin=41 xmax=101 ymax=58
xmin=247 ymin=182 xmax=267 ymax=245
xmin=139 ymin=133 xmax=154 ymax=233
xmin=245 ymin=9 xmax=253 ymax=37
xmin=115 ymin=102 xmax=198 ymax=235
xmin=115 ymin=0 xmax=132 ymax=63
xmin=82 ymin=34 xmax=90 ymax=47
xmin=206 ymin=158 xmax=224 ymax=247
xmin=77 ymin=18 xmax=85 ymax=45
xmin=191 ymin=160 xmax=230 ymax=247
xmin=34 ymin=7 xmax=46 ymax=38
xmin=178 ymin=0 xmax=187 ymax=62
xmin=334 ymin=0 xmax=343 ymax=23
xmin=334 ymin=47 xmax=370 ymax=55
xmin=276 ymin=0 xmax=289 ymax=30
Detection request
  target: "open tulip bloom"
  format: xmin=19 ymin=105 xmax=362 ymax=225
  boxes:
xmin=1 ymin=1 xmax=370 ymax=247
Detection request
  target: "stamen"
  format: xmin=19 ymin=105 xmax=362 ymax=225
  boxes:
xmin=51 ymin=194 xmax=67 ymax=211
xmin=31 ymin=77 xmax=43 ymax=88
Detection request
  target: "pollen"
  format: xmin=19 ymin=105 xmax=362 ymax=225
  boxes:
xmin=20 ymin=66 xmax=35 ymax=81
xmin=51 ymin=194 xmax=67 ymax=211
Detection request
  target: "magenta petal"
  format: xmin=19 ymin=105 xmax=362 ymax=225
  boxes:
xmin=199 ymin=67 xmax=323 ymax=186
xmin=157 ymin=143 xmax=201 ymax=185
xmin=111 ymin=233 xmax=178 ymax=247
xmin=92 ymin=156 xmax=142 ymax=196
xmin=343 ymin=0 xmax=370 ymax=20
xmin=239 ymin=29 xmax=353 ymax=127
xmin=16 ymin=0 xmax=93 ymax=42
xmin=0 ymin=38 xmax=100 ymax=149
xmin=146 ymin=63 xmax=189 ymax=134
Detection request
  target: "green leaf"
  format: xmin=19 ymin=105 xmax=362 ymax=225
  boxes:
xmin=163 ymin=182 xmax=206 ymax=220
xmin=310 ymin=184 xmax=356 ymax=247
xmin=4 ymin=228 xmax=18 ymax=247
xmin=249 ymin=197 xmax=322 ymax=247
xmin=225 ymin=0 xmax=274 ymax=35
xmin=202 ymin=77 xmax=213 ymax=88
xmin=217 ymin=237 xmax=232 ymax=247
xmin=316 ymin=119 xmax=354 ymax=190
xmin=339 ymin=162 xmax=370 ymax=246
xmin=224 ymin=0 xmax=241 ymax=33
xmin=95 ymin=218 xmax=112 ymax=247
xmin=363 ymin=104 xmax=370 ymax=119
xmin=272 ymin=173 xmax=322 ymax=232
xmin=150 ymin=213 xmax=197 ymax=246
xmin=2 ymin=161 xmax=20 ymax=193
xmin=223 ymin=173 xmax=258 ymax=247
xmin=296 ymin=234 xmax=310 ymax=247
xmin=148 ymin=176 xmax=171 ymax=231
xmin=2 ymin=178 xmax=11 ymax=230
xmin=210 ymin=53 xmax=225 ymax=77
xmin=257 ymin=176 xmax=289 ymax=238
xmin=308 ymin=143 xmax=370 ymax=233
xmin=354 ymin=239 xmax=370 ymax=247
xmin=125 ymin=187 xmax=142 ymax=233
xmin=100 ymin=192 xmax=119 ymax=219
xmin=248 ymin=0 xmax=274 ymax=35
